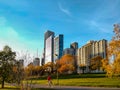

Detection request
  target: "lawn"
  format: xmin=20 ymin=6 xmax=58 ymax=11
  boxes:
xmin=1 ymin=73 xmax=120 ymax=89
xmin=0 ymin=85 xmax=20 ymax=90
xmin=27 ymin=73 xmax=120 ymax=88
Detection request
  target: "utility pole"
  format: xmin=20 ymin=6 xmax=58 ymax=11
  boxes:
xmin=55 ymin=54 xmax=59 ymax=85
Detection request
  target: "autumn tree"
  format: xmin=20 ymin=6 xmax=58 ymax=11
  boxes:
xmin=58 ymin=54 xmax=75 ymax=74
xmin=79 ymin=64 xmax=86 ymax=74
xmin=43 ymin=62 xmax=55 ymax=74
xmin=24 ymin=63 xmax=34 ymax=77
xmin=12 ymin=61 xmax=24 ymax=85
xmin=102 ymin=24 xmax=120 ymax=77
xmin=34 ymin=66 xmax=44 ymax=76
xmin=0 ymin=45 xmax=16 ymax=88
xmin=90 ymin=56 xmax=103 ymax=71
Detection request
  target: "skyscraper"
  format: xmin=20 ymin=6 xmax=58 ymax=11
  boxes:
xmin=44 ymin=30 xmax=55 ymax=64
xmin=33 ymin=58 xmax=40 ymax=66
xmin=54 ymin=34 xmax=63 ymax=62
xmin=70 ymin=42 xmax=78 ymax=55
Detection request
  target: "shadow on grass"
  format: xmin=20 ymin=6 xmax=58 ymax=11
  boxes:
xmin=30 ymin=73 xmax=106 ymax=80
xmin=0 ymin=87 xmax=20 ymax=90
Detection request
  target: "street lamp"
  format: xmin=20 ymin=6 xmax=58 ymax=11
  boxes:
xmin=55 ymin=54 xmax=59 ymax=85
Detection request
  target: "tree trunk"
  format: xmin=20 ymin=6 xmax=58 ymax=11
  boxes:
xmin=1 ymin=78 xmax=4 ymax=88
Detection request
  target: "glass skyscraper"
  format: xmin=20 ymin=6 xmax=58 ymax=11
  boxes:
xmin=44 ymin=30 xmax=54 ymax=64
xmin=44 ymin=31 xmax=63 ymax=64
xmin=54 ymin=34 xmax=63 ymax=62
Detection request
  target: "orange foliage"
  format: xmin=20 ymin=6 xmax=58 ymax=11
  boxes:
xmin=59 ymin=54 xmax=75 ymax=65
xmin=58 ymin=64 xmax=74 ymax=74
xmin=58 ymin=54 xmax=75 ymax=74
xmin=90 ymin=56 xmax=103 ymax=71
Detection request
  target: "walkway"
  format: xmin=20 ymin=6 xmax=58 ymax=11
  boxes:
xmin=31 ymin=84 xmax=120 ymax=90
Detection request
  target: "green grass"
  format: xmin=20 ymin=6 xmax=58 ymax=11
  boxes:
xmin=0 ymin=85 xmax=20 ymax=90
xmin=27 ymin=73 xmax=120 ymax=88
xmin=1 ymin=74 xmax=119 ymax=89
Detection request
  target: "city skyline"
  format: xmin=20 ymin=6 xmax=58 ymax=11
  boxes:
xmin=0 ymin=0 xmax=120 ymax=57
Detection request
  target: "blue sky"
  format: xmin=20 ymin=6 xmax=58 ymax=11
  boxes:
xmin=0 ymin=0 xmax=120 ymax=59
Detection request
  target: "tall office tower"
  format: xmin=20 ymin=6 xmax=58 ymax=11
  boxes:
xmin=33 ymin=58 xmax=40 ymax=66
xmin=44 ymin=30 xmax=55 ymax=64
xmin=70 ymin=42 xmax=78 ymax=55
xmin=54 ymin=34 xmax=63 ymax=62
xmin=41 ymin=51 xmax=45 ymax=66
xmin=77 ymin=39 xmax=107 ymax=73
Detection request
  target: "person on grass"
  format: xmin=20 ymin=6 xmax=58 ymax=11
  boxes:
xmin=47 ymin=74 xmax=53 ymax=87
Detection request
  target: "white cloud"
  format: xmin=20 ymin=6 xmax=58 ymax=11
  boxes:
xmin=88 ymin=20 xmax=112 ymax=34
xmin=58 ymin=2 xmax=72 ymax=17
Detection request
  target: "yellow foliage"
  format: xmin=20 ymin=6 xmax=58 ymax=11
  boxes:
xmin=108 ymin=40 xmax=120 ymax=57
xmin=106 ymin=64 xmax=114 ymax=77
xmin=103 ymin=24 xmax=120 ymax=77
xmin=113 ymin=53 xmax=120 ymax=75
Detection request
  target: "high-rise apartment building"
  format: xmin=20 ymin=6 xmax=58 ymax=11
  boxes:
xmin=54 ymin=34 xmax=63 ymax=62
xmin=44 ymin=30 xmax=55 ymax=64
xmin=77 ymin=39 xmax=107 ymax=73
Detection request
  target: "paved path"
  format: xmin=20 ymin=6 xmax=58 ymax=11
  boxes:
xmin=31 ymin=84 xmax=120 ymax=90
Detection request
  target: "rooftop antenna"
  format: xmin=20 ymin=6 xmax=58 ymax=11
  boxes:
xmin=37 ymin=48 xmax=38 ymax=57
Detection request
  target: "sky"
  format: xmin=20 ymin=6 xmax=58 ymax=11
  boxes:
xmin=0 ymin=0 xmax=120 ymax=61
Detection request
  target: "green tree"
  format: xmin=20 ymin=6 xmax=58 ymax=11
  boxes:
xmin=0 ymin=45 xmax=16 ymax=88
xmin=12 ymin=61 xmax=24 ymax=85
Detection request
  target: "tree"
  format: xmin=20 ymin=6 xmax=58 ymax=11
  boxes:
xmin=58 ymin=54 xmax=75 ymax=74
xmin=113 ymin=53 xmax=120 ymax=75
xmin=0 ymin=45 xmax=16 ymax=88
xmin=58 ymin=64 xmax=74 ymax=74
xmin=90 ymin=56 xmax=103 ymax=71
xmin=12 ymin=61 xmax=24 ymax=85
xmin=24 ymin=63 xmax=34 ymax=77
xmin=43 ymin=62 xmax=55 ymax=73
xmin=79 ymin=64 xmax=86 ymax=74
xmin=102 ymin=24 xmax=120 ymax=77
